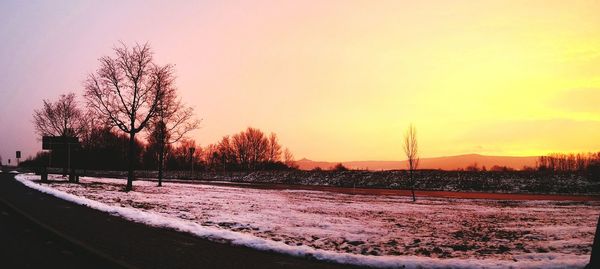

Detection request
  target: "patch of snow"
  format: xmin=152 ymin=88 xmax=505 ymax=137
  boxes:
xmin=15 ymin=174 xmax=596 ymax=269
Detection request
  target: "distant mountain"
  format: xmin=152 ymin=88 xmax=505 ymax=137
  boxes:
xmin=296 ymin=154 xmax=538 ymax=171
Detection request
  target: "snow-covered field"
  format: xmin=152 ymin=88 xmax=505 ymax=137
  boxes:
xmin=16 ymin=174 xmax=600 ymax=269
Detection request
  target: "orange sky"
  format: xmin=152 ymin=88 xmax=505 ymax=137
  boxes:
xmin=1 ymin=1 xmax=600 ymax=161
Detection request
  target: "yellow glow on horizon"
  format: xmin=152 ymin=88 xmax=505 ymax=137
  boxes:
xmin=151 ymin=1 xmax=600 ymax=161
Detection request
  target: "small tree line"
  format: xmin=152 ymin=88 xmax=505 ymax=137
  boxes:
xmin=461 ymin=163 xmax=518 ymax=172
xmin=537 ymin=152 xmax=600 ymax=173
xmin=22 ymin=126 xmax=297 ymax=171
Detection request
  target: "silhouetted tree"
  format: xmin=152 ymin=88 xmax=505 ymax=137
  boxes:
xmin=147 ymin=74 xmax=200 ymax=186
xmin=79 ymin=110 xmax=108 ymax=146
xmin=231 ymin=132 xmax=249 ymax=169
xmin=202 ymin=143 xmax=220 ymax=171
xmin=465 ymin=162 xmax=480 ymax=172
xmin=144 ymin=122 xmax=173 ymax=169
xmin=217 ymin=136 xmax=237 ymax=170
xmin=521 ymin=165 xmax=535 ymax=172
xmin=76 ymin=112 xmax=146 ymax=171
xmin=332 ymin=163 xmax=349 ymax=172
xmin=196 ymin=128 xmax=294 ymax=171
xmin=489 ymin=165 xmax=514 ymax=172
xmin=33 ymin=92 xmax=85 ymax=176
xmin=19 ymin=152 xmax=50 ymax=168
xmin=267 ymin=132 xmax=282 ymax=163
xmin=537 ymin=152 xmax=600 ymax=178
xmin=589 ymin=159 xmax=600 ymax=181
xmin=85 ymin=43 xmax=170 ymax=191
xmin=283 ymin=147 xmax=298 ymax=169
xmin=79 ymin=126 xmax=144 ymax=171
xmin=403 ymin=123 xmax=419 ymax=202
xmin=167 ymin=138 xmax=201 ymax=171
xmin=246 ymin=128 xmax=269 ymax=169
xmin=33 ymin=93 xmax=85 ymax=138
xmin=231 ymin=127 xmax=269 ymax=170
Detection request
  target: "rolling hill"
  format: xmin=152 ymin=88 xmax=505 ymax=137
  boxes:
xmin=296 ymin=154 xmax=538 ymax=171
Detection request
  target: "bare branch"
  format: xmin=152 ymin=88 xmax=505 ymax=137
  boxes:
xmin=32 ymin=92 xmax=85 ymax=138
xmin=84 ymin=42 xmax=169 ymax=190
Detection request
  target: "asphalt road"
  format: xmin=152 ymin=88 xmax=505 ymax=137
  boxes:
xmin=0 ymin=198 xmax=124 ymax=269
xmin=0 ymin=172 xmax=357 ymax=269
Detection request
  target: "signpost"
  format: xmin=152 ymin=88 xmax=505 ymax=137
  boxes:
xmin=42 ymin=136 xmax=80 ymax=181
xmin=42 ymin=136 xmax=79 ymax=150
xmin=15 ymin=151 xmax=21 ymax=166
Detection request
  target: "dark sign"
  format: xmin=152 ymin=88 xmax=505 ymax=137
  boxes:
xmin=16 ymin=151 xmax=21 ymax=159
xmin=42 ymin=136 xmax=80 ymax=150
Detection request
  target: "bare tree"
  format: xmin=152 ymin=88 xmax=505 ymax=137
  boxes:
xmin=246 ymin=127 xmax=269 ymax=169
xmin=231 ymin=127 xmax=269 ymax=170
xmin=232 ymin=132 xmax=250 ymax=169
xmin=267 ymin=132 xmax=282 ymax=163
xmin=217 ymin=136 xmax=236 ymax=170
xmin=33 ymin=92 xmax=85 ymax=138
xmin=202 ymin=144 xmax=219 ymax=170
xmin=283 ymin=147 xmax=298 ymax=169
xmin=78 ymin=109 xmax=111 ymax=150
xmin=33 ymin=92 xmax=85 ymax=176
xmin=84 ymin=43 xmax=168 ymax=191
xmin=148 ymin=70 xmax=200 ymax=186
xmin=169 ymin=138 xmax=201 ymax=169
xmin=403 ymin=123 xmax=419 ymax=202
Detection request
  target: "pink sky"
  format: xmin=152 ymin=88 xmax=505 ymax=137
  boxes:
xmin=1 ymin=1 xmax=599 ymax=163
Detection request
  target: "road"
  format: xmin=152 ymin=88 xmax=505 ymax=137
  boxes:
xmin=0 ymin=199 xmax=125 ymax=269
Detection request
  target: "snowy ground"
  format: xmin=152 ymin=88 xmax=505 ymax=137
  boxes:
xmin=15 ymin=174 xmax=600 ymax=269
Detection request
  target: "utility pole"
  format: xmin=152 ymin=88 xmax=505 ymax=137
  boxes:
xmin=67 ymin=143 xmax=71 ymax=174
xmin=189 ymin=147 xmax=195 ymax=178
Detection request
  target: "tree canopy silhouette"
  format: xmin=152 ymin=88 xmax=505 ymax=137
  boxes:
xmin=267 ymin=132 xmax=282 ymax=163
xmin=33 ymin=92 xmax=85 ymax=138
xmin=84 ymin=42 xmax=171 ymax=191
xmin=146 ymin=66 xmax=200 ymax=186
xmin=33 ymin=92 xmax=85 ymax=176
xmin=283 ymin=147 xmax=298 ymax=169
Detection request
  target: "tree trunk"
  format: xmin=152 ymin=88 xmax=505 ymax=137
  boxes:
xmin=587 ymin=213 xmax=600 ymax=268
xmin=410 ymin=169 xmax=416 ymax=202
xmin=158 ymin=142 xmax=164 ymax=187
xmin=126 ymin=132 xmax=135 ymax=191
xmin=62 ymin=138 xmax=68 ymax=177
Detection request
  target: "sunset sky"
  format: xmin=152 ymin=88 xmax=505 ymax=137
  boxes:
xmin=1 ymin=0 xmax=599 ymax=162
